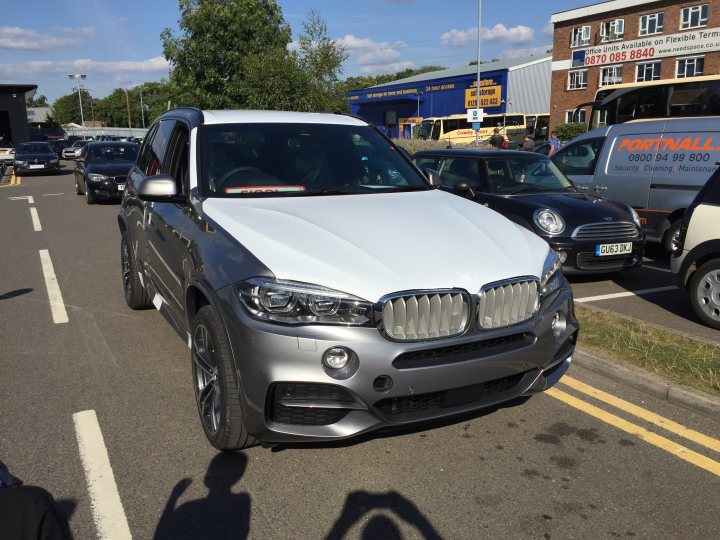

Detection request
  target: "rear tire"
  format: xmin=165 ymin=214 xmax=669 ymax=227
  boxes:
xmin=689 ymin=259 xmax=720 ymax=330
xmin=663 ymin=220 xmax=681 ymax=253
xmin=192 ymin=305 xmax=257 ymax=451
xmin=120 ymin=232 xmax=151 ymax=310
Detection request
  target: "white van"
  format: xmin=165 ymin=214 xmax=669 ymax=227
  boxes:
xmin=551 ymin=117 xmax=720 ymax=252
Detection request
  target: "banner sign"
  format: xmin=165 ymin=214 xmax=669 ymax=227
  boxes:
xmin=573 ymin=27 xmax=720 ymax=68
xmin=465 ymin=80 xmax=502 ymax=108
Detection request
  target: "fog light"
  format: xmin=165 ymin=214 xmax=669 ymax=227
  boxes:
xmin=558 ymin=251 xmax=568 ymax=263
xmin=552 ymin=312 xmax=566 ymax=341
xmin=323 ymin=347 xmax=350 ymax=369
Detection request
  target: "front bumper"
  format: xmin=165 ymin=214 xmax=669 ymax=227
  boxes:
xmin=547 ymin=237 xmax=645 ymax=274
xmin=86 ymin=178 xmax=126 ymax=199
xmin=215 ymin=282 xmax=578 ymax=444
xmin=14 ymin=163 xmax=61 ymax=175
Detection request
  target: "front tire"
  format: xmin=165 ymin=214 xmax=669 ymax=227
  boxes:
xmin=192 ymin=305 xmax=256 ymax=451
xmin=663 ymin=220 xmax=681 ymax=253
xmin=689 ymin=259 xmax=720 ymax=330
xmin=75 ymin=177 xmax=82 ymax=195
xmin=120 ymin=232 xmax=151 ymax=310
xmin=85 ymin=181 xmax=96 ymax=204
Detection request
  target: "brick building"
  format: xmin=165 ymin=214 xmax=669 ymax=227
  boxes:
xmin=550 ymin=0 xmax=720 ymax=130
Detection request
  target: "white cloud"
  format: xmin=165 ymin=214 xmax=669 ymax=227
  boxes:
xmin=0 ymin=56 xmax=170 ymax=80
xmin=118 ymin=16 xmax=130 ymax=24
xmin=360 ymin=61 xmax=415 ymax=75
xmin=440 ymin=24 xmax=534 ymax=47
xmin=0 ymin=26 xmax=96 ymax=51
xmin=499 ymin=44 xmax=553 ymax=59
xmin=543 ymin=21 xmax=554 ymax=36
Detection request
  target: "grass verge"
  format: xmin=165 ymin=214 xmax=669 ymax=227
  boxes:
xmin=575 ymin=304 xmax=720 ymax=397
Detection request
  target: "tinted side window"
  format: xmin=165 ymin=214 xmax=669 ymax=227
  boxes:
xmin=141 ymin=120 xmax=176 ymax=176
xmin=552 ymin=138 xmax=605 ymax=175
xmin=136 ymin=123 xmax=159 ymax=173
xmin=437 ymin=157 xmax=482 ymax=189
xmin=165 ymin=125 xmax=190 ymax=194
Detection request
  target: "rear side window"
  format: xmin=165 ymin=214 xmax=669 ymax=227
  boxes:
xmin=552 ymin=138 xmax=605 ymax=175
xmin=437 ymin=157 xmax=482 ymax=189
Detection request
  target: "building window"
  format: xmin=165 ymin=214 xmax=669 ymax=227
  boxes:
xmin=639 ymin=12 xmax=664 ymax=35
xmin=570 ymin=26 xmax=591 ymax=47
xmin=600 ymin=19 xmax=624 ymax=42
xmin=636 ymin=61 xmax=661 ymax=82
xmin=565 ymin=109 xmax=587 ymax=123
xmin=680 ymin=5 xmax=708 ymax=30
xmin=599 ymin=65 xmax=623 ymax=86
xmin=676 ymin=56 xmax=704 ymax=78
xmin=567 ymin=70 xmax=588 ymax=90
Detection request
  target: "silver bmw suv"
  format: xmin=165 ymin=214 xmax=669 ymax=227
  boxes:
xmin=119 ymin=108 xmax=578 ymax=450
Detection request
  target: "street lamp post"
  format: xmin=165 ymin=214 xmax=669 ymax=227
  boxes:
xmin=68 ymin=74 xmax=86 ymax=127
xmin=123 ymin=89 xmax=132 ymax=130
xmin=139 ymin=89 xmax=146 ymax=129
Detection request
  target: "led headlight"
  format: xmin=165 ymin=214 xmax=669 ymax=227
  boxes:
xmin=539 ymin=250 xmax=563 ymax=298
xmin=533 ymin=208 xmax=565 ymax=235
xmin=237 ymin=278 xmax=373 ymax=325
xmin=629 ymin=206 xmax=642 ymax=229
xmin=14 ymin=160 xmax=26 ymax=166
xmin=88 ymin=173 xmax=109 ymax=182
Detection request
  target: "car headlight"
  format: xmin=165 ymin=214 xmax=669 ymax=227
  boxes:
xmin=88 ymin=173 xmax=109 ymax=182
xmin=629 ymin=206 xmax=642 ymax=229
xmin=533 ymin=208 xmax=565 ymax=235
xmin=237 ymin=278 xmax=373 ymax=325
xmin=49 ymin=159 xmax=59 ymax=164
xmin=14 ymin=160 xmax=26 ymax=166
xmin=539 ymin=250 xmax=563 ymax=297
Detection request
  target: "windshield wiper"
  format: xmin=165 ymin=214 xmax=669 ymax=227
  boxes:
xmin=507 ymin=185 xmax=545 ymax=194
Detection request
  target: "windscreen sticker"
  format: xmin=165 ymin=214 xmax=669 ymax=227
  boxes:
xmin=610 ymin=134 xmax=720 ymax=177
xmin=224 ymin=186 xmax=306 ymax=194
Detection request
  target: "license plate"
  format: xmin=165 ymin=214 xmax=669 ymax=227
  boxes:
xmin=117 ymin=184 xmax=125 ymax=191
xmin=29 ymin=164 xmax=44 ymax=169
xmin=595 ymin=242 xmax=633 ymax=256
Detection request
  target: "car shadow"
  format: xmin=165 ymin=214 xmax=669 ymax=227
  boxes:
xmin=154 ymin=452 xmax=251 ymax=540
xmin=0 ymin=288 xmax=33 ymax=300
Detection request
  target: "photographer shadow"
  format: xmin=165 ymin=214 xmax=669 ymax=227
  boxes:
xmin=154 ymin=452 xmax=250 ymax=540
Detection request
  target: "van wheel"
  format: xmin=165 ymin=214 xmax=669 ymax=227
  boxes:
xmin=663 ymin=220 xmax=681 ymax=253
xmin=689 ymin=259 xmax=720 ymax=330
xmin=191 ymin=305 xmax=257 ymax=451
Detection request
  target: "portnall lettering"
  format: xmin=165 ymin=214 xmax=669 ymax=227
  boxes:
xmin=615 ymin=137 xmax=720 ymax=152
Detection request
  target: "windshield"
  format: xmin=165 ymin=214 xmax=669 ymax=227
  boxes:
xmin=200 ymin=123 xmax=429 ymax=197
xmin=88 ymin=144 xmax=138 ymax=162
xmin=17 ymin=143 xmax=53 ymax=154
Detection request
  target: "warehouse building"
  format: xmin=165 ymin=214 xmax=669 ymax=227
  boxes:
xmin=550 ymin=0 xmax=720 ymax=129
xmin=346 ymin=55 xmax=551 ymax=138
xmin=0 ymin=84 xmax=37 ymax=145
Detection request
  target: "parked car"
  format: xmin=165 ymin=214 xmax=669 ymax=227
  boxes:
xmin=12 ymin=142 xmax=61 ymax=175
xmin=414 ymin=149 xmax=645 ymax=274
xmin=119 ymin=108 xmax=578 ymax=450
xmin=75 ymin=142 xmax=138 ymax=204
xmin=551 ymin=117 xmax=720 ymax=252
xmin=48 ymin=139 xmax=70 ymax=157
xmin=0 ymin=140 xmax=14 ymax=165
xmin=62 ymin=140 xmax=88 ymax=160
xmin=672 ymin=167 xmax=720 ymax=329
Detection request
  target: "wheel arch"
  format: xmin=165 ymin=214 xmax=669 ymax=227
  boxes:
xmin=678 ymin=239 xmax=720 ymax=289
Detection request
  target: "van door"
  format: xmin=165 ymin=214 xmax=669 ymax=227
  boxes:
xmin=646 ymin=118 xmax=720 ymax=243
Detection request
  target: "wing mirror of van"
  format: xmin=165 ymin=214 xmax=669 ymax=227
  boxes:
xmin=424 ymin=168 xmax=441 ymax=188
xmin=138 ymin=174 xmax=187 ymax=204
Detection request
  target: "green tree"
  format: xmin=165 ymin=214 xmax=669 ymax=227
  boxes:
xmin=161 ymin=0 xmax=291 ymax=108
xmin=27 ymin=94 xmax=49 ymax=107
xmin=51 ymin=90 xmax=93 ymax=125
xmin=554 ymin=122 xmax=588 ymax=141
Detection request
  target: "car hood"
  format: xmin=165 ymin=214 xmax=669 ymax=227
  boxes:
xmin=15 ymin=152 xmax=57 ymax=161
xmin=202 ymin=190 xmax=550 ymax=303
xmin=85 ymin=162 xmax=134 ymax=176
xmin=503 ymin=191 xmax=632 ymax=221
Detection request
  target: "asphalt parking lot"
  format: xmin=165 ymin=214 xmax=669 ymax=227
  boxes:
xmin=1 ymin=165 xmax=719 ymax=539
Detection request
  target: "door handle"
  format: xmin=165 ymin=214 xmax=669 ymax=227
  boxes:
xmin=593 ymin=185 xmax=607 ymax=192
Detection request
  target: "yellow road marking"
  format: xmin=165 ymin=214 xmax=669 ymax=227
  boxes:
xmin=546 ymin=387 xmax=720 ymax=477
xmin=561 ymin=376 xmax=720 ymax=454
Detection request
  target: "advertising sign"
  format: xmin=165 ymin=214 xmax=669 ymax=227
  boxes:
xmin=465 ymin=80 xmax=502 ymax=108
xmin=574 ymin=27 xmax=720 ymax=68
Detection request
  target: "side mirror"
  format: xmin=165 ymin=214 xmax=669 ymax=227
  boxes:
xmin=453 ymin=181 xmax=475 ymax=198
xmin=138 ymin=174 xmax=187 ymax=204
xmin=424 ymin=168 xmax=441 ymax=188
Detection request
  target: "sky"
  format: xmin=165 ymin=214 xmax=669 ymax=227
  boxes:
xmin=0 ymin=0 xmax=589 ymax=103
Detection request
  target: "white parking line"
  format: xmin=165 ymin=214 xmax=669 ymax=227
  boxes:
xmin=30 ymin=207 xmax=42 ymax=231
xmin=575 ymin=285 xmax=678 ymax=303
xmin=73 ymin=410 xmax=132 ymax=540
xmin=39 ymin=249 xmax=69 ymax=323
xmin=43 ymin=193 xmax=65 ymax=196
xmin=8 ymin=195 xmax=34 ymax=204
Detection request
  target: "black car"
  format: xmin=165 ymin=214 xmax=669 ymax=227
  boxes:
xmin=74 ymin=142 xmax=138 ymax=204
xmin=13 ymin=142 xmax=62 ymax=175
xmin=414 ymin=149 xmax=646 ymax=273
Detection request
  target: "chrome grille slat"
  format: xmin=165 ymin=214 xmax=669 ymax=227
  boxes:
xmin=381 ymin=291 xmax=469 ymax=341
xmin=572 ymin=222 xmax=638 ymax=240
xmin=478 ymin=278 xmax=538 ymax=330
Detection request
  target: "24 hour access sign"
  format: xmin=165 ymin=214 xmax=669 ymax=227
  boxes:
xmin=571 ymin=27 xmax=720 ymax=68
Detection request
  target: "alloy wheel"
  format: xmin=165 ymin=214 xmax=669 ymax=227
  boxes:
xmin=193 ymin=323 xmax=221 ymax=433
xmin=121 ymin=239 xmax=131 ymax=297
xmin=696 ymin=268 xmax=720 ymax=322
